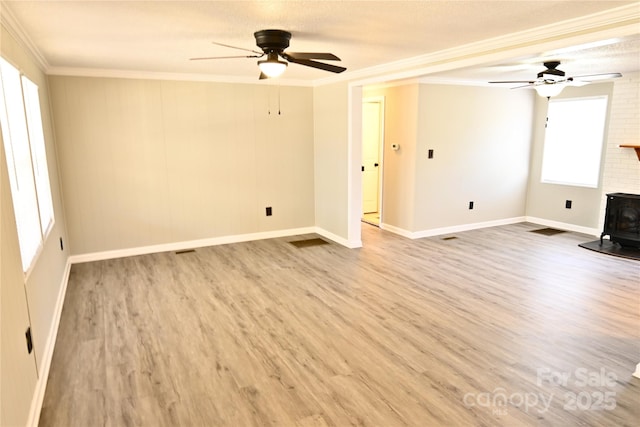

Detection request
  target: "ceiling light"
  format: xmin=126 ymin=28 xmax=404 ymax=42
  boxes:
xmin=258 ymin=52 xmax=287 ymax=78
xmin=534 ymin=83 xmax=565 ymax=98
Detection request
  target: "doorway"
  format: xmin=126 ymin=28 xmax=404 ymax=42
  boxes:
xmin=362 ymin=97 xmax=384 ymax=226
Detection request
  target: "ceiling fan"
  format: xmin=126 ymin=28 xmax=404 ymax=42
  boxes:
xmin=489 ymin=61 xmax=622 ymax=97
xmin=190 ymin=29 xmax=346 ymax=79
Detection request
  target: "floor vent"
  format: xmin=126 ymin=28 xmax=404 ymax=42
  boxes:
xmin=175 ymin=249 xmax=196 ymax=255
xmin=530 ymin=228 xmax=566 ymax=236
xmin=442 ymin=236 xmax=458 ymax=241
xmin=289 ymin=238 xmax=329 ymax=248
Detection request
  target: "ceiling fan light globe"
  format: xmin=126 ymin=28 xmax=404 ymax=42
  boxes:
xmin=535 ymin=83 xmax=565 ymax=98
xmin=258 ymin=59 xmax=287 ymax=78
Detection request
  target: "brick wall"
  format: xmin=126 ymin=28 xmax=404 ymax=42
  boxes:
xmin=599 ymin=71 xmax=640 ymax=229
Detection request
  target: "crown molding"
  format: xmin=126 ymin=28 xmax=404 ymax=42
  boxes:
xmin=318 ymin=3 xmax=640 ymax=87
xmin=0 ymin=1 xmax=49 ymax=71
xmin=2 ymin=2 xmax=637 ymax=86
xmin=47 ymin=67 xmax=315 ymax=87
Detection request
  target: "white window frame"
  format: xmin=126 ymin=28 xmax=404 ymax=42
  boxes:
xmin=0 ymin=56 xmax=55 ymax=274
xmin=540 ymin=95 xmax=609 ymax=188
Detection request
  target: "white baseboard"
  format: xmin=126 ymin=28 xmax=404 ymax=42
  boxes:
xmin=68 ymin=227 xmax=318 ymax=264
xmin=27 ymin=258 xmax=72 ymax=427
xmin=525 ymin=216 xmax=599 ymax=237
xmin=412 ymin=217 xmax=526 ymax=239
xmin=381 ymin=217 xmax=526 ymax=240
xmin=315 ymin=227 xmax=362 ymax=248
xmin=379 ymin=222 xmax=413 ymax=238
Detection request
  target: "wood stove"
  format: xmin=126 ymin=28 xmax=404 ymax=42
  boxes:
xmin=600 ymin=193 xmax=640 ymax=248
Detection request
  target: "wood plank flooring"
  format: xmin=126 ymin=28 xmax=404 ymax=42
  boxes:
xmin=39 ymin=223 xmax=640 ymax=426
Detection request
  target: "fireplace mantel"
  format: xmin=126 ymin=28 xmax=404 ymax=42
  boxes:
xmin=619 ymin=145 xmax=640 ymax=161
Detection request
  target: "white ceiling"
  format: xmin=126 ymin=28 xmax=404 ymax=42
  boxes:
xmin=2 ymin=1 xmax=640 ymax=85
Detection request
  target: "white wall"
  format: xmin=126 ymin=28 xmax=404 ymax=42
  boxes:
xmin=1 ymin=23 xmax=69 ymax=426
xmin=599 ymin=72 xmax=640 ymax=228
xmin=364 ymin=84 xmax=419 ymax=231
xmin=414 ymin=84 xmax=533 ymax=232
xmin=526 ymin=82 xmax=615 ymax=232
xmin=49 ymin=76 xmax=315 ymax=255
xmin=313 ymin=82 xmax=350 ymax=240
xmin=362 ymin=83 xmax=533 ymax=235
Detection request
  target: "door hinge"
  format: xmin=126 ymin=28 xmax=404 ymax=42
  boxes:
xmin=25 ymin=327 xmax=33 ymax=354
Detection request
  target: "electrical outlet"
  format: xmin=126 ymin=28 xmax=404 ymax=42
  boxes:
xmin=565 ymin=200 xmax=572 ymax=209
xmin=469 ymin=201 xmax=474 ymax=210
xmin=266 ymin=207 xmax=272 ymax=216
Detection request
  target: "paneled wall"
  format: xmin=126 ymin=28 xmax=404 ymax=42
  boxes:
xmin=49 ymin=77 xmax=315 ymax=255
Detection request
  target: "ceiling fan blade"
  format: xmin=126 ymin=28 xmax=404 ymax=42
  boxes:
xmin=190 ymin=54 xmax=263 ymax=61
xmin=284 ymin=56 xmax=346 ymax=73
xmin=211 ymin=41 xmax=263 ymax=55
xmin=488 ymin=80 xmax=535 ymax=84
xmin=569 ymin=72 xmax=622 ymax=82
xmin=510 ymin=83 xmax=536 ymax=90
xmin=285 ymin=52 xmax=341 ymax=61
xmin=565 ymin=78 xmax=589 ymax=87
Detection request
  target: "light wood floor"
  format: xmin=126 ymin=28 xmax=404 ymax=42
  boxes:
xmin=40 ymin=223 xmax=639 ymax=426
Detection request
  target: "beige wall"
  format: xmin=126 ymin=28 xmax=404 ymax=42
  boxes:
xmin=414 ymin=84 xmax=533 ymax=231
xmin=364 ymin=84 xmax=420 ymax=231
xmin=363 ymin=83 xmax=533 ymax=234
xmin=313 ymin=82 xmax=350 ymax=239
xmin=526 ymin=82 xmax=614 ymax=230
xmin=1 ymin=23 xmax=69 ymax=426
xmin=49 ymin=77 xmax=315 ymax=255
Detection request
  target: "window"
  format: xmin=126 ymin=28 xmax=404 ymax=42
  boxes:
xmin=540 ymin=96 xmax=608 ymax=188
xmin=0 ymin=57 xmax=54 ymax=272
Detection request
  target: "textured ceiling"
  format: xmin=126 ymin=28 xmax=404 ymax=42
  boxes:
xmin=3 ymin=1 xmax=640 ymax=84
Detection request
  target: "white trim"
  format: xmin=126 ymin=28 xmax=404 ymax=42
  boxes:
xmin=0 ymin=3 xmax=49 ymax=72
xmin=318 ymin=4 xmax=640 ymax=86
xmin=412 ymin=217 xmax=527 ymax=239
xmin=525 ymin=216 xmax=600 ymax=237
xmin=633 ymin=363 xmax=640 ymax=379
xmin=347 ymin=84 xmax=364 ymax=247
xmin=46 ymin=67 xmax=314 ymax=87
xmin=380 ymin=217 xmax=526 ymax=239
xmin=26 ymin=258 xmax=71 ymax=427
xmin=380 ymin=216 xmax=599 ymax=240
xmin=5 ymin=4 xmax=632 ymax=87
xmin=315 ymin=227 xmax=362 ymax=249
xmin=68 ymin=227 xmax=320 ymax=264
xmin=379 ymin=223 xmax=414 ymax=239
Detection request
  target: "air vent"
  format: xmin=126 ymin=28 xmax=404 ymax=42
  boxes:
xmin=530 ymin=228 xmax=566 ymax=236
xmin=289 ymin=238 xmax=329 ymax=248
xmin=175 ymin=249 xmax=196 ymax=255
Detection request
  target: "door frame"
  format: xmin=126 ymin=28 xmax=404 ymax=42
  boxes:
xmin=362 ymin=96 xmax=385 ymax=222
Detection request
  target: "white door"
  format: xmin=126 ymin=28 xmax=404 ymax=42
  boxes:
xmin=362 ymin=100 xmax=382 ymax=214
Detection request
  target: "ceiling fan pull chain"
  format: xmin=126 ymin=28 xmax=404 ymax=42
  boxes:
xmin=278 ymin=85 xmax=281 ymax=115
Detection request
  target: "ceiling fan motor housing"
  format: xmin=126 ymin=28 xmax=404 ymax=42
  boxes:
xmin=538 ymin=61 xmax=565 ymax=79
xmin=254 ymin=30 xmax=291 ymax=53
